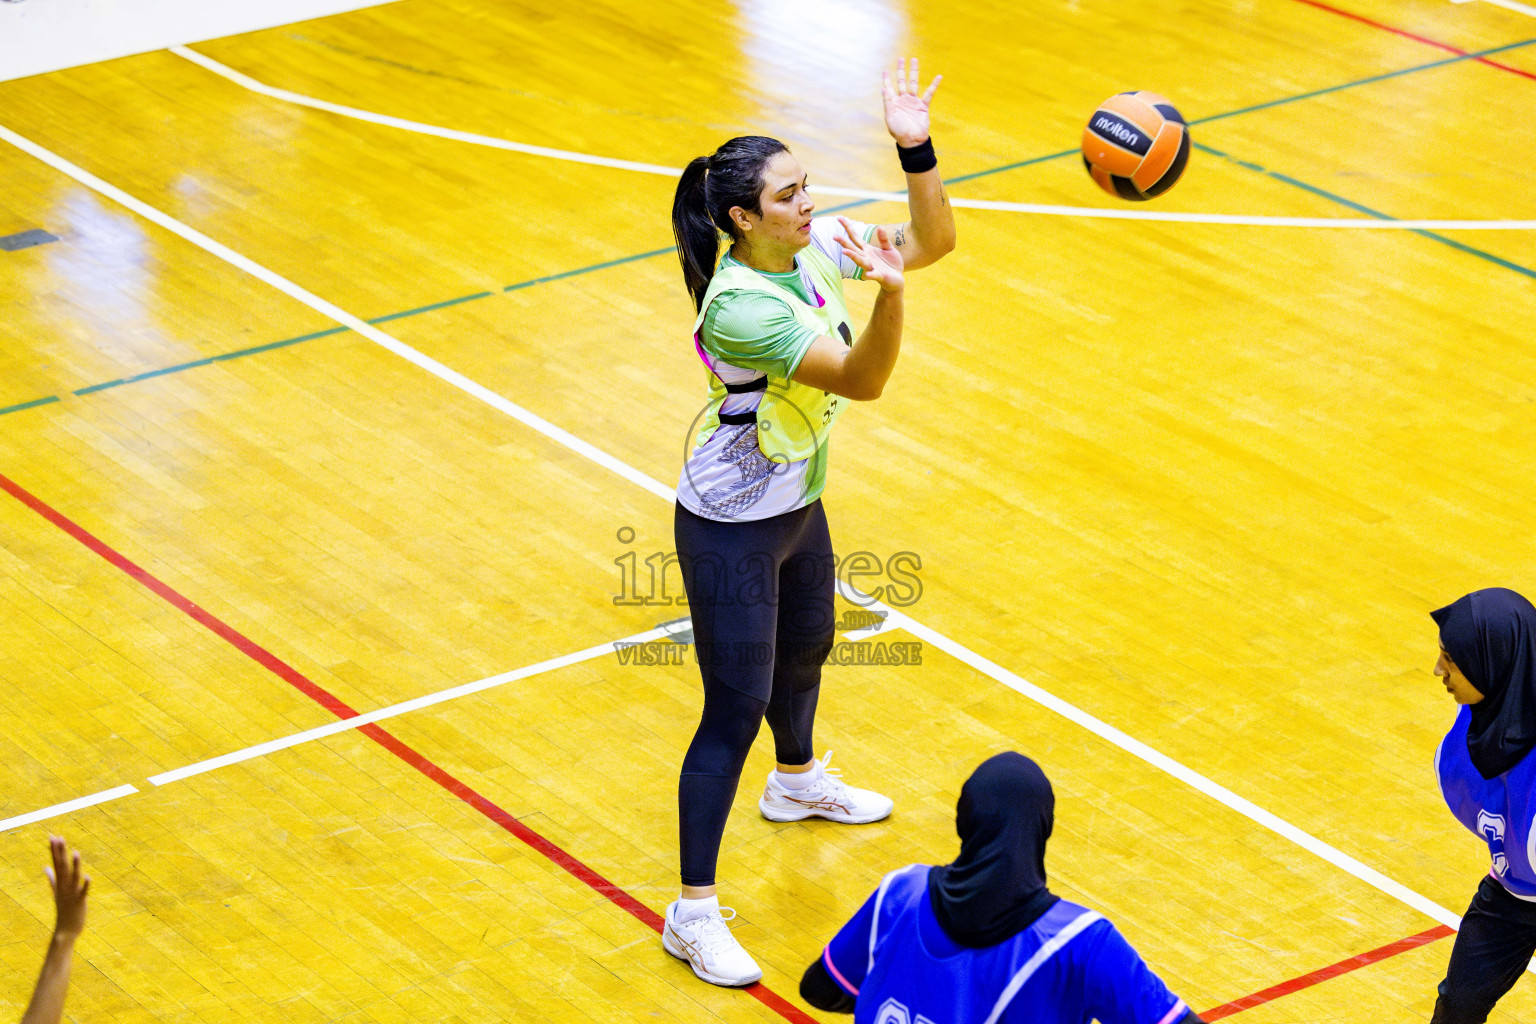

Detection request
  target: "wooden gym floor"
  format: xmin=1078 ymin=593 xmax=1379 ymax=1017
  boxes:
xmin=2 ymin=0 xmax=1535 ymax=1020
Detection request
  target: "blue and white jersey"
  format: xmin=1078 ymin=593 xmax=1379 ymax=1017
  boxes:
xmin=1436 ymin=704 xmax=1536 ymax=900
xmin=821 ymin=864 xmax=1191 ymax=1024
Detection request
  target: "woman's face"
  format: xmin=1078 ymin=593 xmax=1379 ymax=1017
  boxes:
xmin=1436 ymin=646 xmax=1485 ymax=704
xmin=730 ymin=151 xmax=815 ymax=252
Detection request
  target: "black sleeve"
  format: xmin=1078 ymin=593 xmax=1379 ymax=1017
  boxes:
xmin=1181 ymin=1010 xmax=1207 ymax=1023
xmin=800 ymin=956 xmax=857 ymax=1013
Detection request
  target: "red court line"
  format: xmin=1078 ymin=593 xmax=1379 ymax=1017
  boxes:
xmin=0 ymin=471 xmax=818 ymax=1024
xmin=1292 ymin=0 xmax=1536 ymax=82
xmin=1 ymin=468 xmax=1458 ymax=1022
xmin=1201 ymin=924 xmax=1456 ymax=1019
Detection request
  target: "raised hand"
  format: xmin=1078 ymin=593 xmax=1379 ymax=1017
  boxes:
xmin=19 ymin=837 xmax=89 ymax=1024
xmin=836 ymin=217 xmax=904 ymax=293
xmin=45 ymin=836 xmax=89 ymax=938
xmin=882 ymin=57 xmax=942 ymax=148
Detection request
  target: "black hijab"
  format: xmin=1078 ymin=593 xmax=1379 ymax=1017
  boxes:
xmin=927 ymin=752 xmax=1060 ymax=948
xmin=1432 ymin=588 xmax=1536 ymax=780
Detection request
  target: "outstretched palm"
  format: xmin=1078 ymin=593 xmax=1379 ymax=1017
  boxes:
xmin=883 ymin=57 xmax=942 ymax=147
xmin=836 ymin=217 xmax=904 ymax=293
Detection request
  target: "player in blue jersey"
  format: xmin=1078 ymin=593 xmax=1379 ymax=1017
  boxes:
xmin=1429 ymin=588 xmax=1536 ymax=1024
xmin=800 ymin=752 xmax=1202 ymax=1024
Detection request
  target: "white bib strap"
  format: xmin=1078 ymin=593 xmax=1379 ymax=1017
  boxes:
xmin=981 ymin=910 xmax=1104 ymax=1024
xmin=869 ymin=865 xmax=924 ymax=974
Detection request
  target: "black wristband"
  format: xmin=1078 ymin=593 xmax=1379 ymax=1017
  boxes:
xmin=896 ymin=138 xmax=937 ymax=174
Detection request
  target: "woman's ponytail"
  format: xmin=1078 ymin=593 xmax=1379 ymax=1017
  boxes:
xmin=671 ymin=136 xmax=790 ymax=312
xmin=672 ymin=156 xmax=717 ymax=312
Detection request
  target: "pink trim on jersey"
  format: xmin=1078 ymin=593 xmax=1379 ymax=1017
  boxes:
xmin=693 ymin=330 xmax=716 ymax=374
xmin=823 ymin=947 xmax=858 ymax=996
xmin=804 ymin=272 xmax=826 ymax=308
xmin=1156 ymin=999 xmax=1188 ymax=1024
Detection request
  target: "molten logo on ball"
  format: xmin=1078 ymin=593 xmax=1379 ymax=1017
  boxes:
xmin=1091 ymin=116 xmax=1140 ymax=149
xmin=1081 ymin=91 xmax=1190 ymax=202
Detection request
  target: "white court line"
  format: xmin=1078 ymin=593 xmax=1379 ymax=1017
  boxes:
xmin=3 ymin=625 xmax=672 ymax=826
xmin=150 ymin=624 xmax=672 ymax=785
xmin=0 ymin=120 xmax=1496 ymax=957
xmin=824 ymin=189 xmax=1536 ymax=229
xmin=0 ymin=124 xmax=672 ymax=506
xmin=0 ymin=785 xmax=139 ymax=834
xmin=874 ymin=607 xmax=1463 ymax=930
xmin=172 ymin=46 xmax=1536 ymax=232
xmin=168 ymin=45 xmax=680 ymax=176
xmin=1452 ymin=0 xmax=1536 ymax=20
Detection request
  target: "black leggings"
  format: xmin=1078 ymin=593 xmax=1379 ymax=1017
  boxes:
xmin=675 ymin=499 xmax=836 ymax=887
xmin=1432 ymin=875 xmax=1536 ymax=1023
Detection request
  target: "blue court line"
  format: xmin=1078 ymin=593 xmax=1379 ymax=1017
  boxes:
xmin=5 ymin=38 xmax=1534 ymax=419
xmin=1194 ymin=142 xmax=1536 ymax=281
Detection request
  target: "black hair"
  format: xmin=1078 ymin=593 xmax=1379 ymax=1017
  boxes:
xmin=671 ymin=135 xmax=790 ymax=311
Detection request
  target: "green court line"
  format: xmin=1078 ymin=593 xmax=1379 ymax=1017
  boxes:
xmin=369 ymin=290 xmax=494 ymax=323
xmin=945 ymin=36 xmax=1536 ymax=186
xmin=505 ymin=248 xmax=674 ymax=291
xmin=68 ymin=295 xmax=494 ymax=397
xmin=5 ymin=202 xmax=878 ymax=417
xmin=0 ymin=396 xmax=61 ymax=416
xmin=946 ymin=148 xmax=1077 ymax=186
xmin=6 ymin=38 xmax=1535 ymax=419
xmin=1192 ymin=37 xmax=1536 ymax=126
xmin=72 ymin=331 xmax=344 ymax=395
xmin=1194 ymin=142 xmax=1536 ymax=281
xmin=213 ymin=329 xmax=348 ymax=356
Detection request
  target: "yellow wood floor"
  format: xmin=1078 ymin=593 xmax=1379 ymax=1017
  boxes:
xmin=3 ymin=0 xmax=1536 ymax=1020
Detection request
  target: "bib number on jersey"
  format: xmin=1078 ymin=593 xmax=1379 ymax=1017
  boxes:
xmin=875 ymin=997 xmax=938 ymax=1024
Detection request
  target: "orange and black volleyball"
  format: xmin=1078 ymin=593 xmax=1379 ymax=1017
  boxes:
xmin=1081 ymin=92 xmax=1189 ymax=201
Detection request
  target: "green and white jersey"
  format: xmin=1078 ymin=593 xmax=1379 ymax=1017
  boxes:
xmin=677 ymin=216 xmax=875 ymax=522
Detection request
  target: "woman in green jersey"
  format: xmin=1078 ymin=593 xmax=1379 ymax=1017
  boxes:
xmin=662 ymin=59 xmax=956 ymax=986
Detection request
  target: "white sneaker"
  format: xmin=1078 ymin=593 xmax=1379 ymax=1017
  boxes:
xmin=662 ymin=901 xmax=763 ymax=987
xmin=758 ymin=751 xmax=894 ymax=824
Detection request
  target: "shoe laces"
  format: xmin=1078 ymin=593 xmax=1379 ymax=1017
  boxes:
xmin=694 ymin=907 xmax=741 ymax=952
xmin=812 ymin=750 xmax=846 ymax=791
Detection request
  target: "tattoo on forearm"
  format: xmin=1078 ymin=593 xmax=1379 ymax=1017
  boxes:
xmin=894 ymin=225 xmax=906 ymax=247
xmin=940 ymin=190 xmax=948 ymax=207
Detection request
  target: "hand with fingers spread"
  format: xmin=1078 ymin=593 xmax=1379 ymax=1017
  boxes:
xmin=835 ymin=217 xmax=904 ymax=294
xmin=45 ymin=835 xmax=89 ymax=939
xmin=883 ymin=56 xmax=942 ymax=147
xmin=20 ymin=837 xmax=90 ymax=1024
